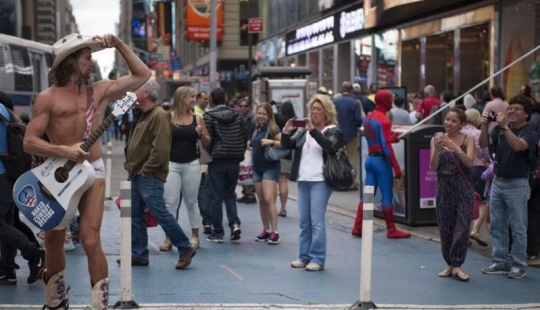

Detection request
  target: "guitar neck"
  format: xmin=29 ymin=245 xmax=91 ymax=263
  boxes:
xmin=63 ymin=113 xmax=116 ymax=171
xmin=81 ymin=113 xmax=116 ymax=152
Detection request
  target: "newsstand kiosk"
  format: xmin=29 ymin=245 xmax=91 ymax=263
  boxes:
xmin=359 ymin=124 xmax=444 ymax=226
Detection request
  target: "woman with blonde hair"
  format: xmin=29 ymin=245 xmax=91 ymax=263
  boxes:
xmin=281 ymin=95 xmax=343 ymax=271
xmin=251 ymin=102 xmax=283 ymax=244
xmin=160 ymin=86 xmax=211 ymax=251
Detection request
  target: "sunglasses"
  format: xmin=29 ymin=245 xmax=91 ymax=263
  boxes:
xmin=239 ymin=105 xmax=249 ymax=108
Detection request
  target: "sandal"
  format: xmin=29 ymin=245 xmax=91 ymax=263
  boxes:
xmin=470 ymin=232 xmax=488 ymax=247
xmin=438 ymin=268 xmax=453 ymax=278
xmin=452 ymin=270 xmax=470 ymax=282
xmin=278 ymin=210 xmax=287 ymax=217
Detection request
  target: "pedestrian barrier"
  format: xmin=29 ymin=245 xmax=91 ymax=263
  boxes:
xmin=113 ymin=181 xmax=140 ymax=309
xmin=351 ymin=186 xmax=376 ymax=310
xmin=104 ymin=141 xmax=113 ymax=200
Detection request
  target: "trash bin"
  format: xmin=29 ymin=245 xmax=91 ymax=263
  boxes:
xmin=359 ymin=124 xmax=443 ymax=226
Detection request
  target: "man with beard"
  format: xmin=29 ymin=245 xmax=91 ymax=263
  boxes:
xmin=23 ymin=33 xmax=151 ymax=309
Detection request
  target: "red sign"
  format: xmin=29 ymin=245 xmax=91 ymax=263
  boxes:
xmin=186 ymin=26 xmax=223 ymax=40
xmin=248 ymin=18 xmax=263 ymax=33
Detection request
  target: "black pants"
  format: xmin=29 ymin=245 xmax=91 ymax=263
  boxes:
xmin=527 ymin=178 xmax=540 ymax=257
xmin=0 ymin=174 xmax=39 ymax=267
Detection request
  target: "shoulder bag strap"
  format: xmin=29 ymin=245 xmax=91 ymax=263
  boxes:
xmin=450 ymin=153 xmax=475 ymax=193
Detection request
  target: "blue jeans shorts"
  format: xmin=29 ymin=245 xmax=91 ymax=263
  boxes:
xmin=253 ymin=168 xmax=280 ymax=183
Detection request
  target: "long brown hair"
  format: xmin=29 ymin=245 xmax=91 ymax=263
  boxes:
xmin=171 ymin=86 xmax=195 ymax=122
xmin=53 ymin=48 xmax=87 ymax=87
xmin=253 ymin=102 xmax=278 ymax=136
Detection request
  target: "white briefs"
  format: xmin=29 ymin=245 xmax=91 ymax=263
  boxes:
xmin=90 ymin=158 xmax=105 ymax=178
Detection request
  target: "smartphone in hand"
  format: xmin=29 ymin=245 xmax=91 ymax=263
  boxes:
xmin=292 ymin=119 xmax=306 ymax=127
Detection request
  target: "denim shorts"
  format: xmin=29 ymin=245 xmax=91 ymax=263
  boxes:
xmin=252 ymin=168 xmax=280 ymax=183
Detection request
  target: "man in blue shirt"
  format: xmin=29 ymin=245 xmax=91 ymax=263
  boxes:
xmin=334 ymin=82 xmax=363 ymax=190
xmin=0 ymin=103 xmax=45 ymax=286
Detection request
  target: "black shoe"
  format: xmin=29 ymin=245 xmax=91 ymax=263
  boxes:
xmin=0 ymin=269 xmax=17 ymax=286
xmin=116 ymin=256 xmax=149 ymax=266
xmin=206 ymin=233 xmax=224 ymax=243
xmin=203 ymin=225 xmax=212 ymax=235
xmin=27 ymin=248 xmax=45 ymax=284
xmin=237 ymin=196 xmax=247 ymax=203
xmin=243 ymin=197 xmax=257 ymax=204
xmin=231 ymin=224 xmax=242 ymax=241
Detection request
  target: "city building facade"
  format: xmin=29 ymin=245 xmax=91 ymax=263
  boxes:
xmin=256 ymin=0 xmax=540 ymax=101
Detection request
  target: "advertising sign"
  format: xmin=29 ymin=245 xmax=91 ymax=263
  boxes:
xmin=271 ymin=88 xmax=305 ymax=119
xmin=286 ymin=3 xmax=365 ymax=56
xmin=185 ymin=0 xmax=224 ymax=41
xmin=418 ymin=149 xmax=437 ymax=209
xmin=248 ymin=17 xmax=263 ymax=33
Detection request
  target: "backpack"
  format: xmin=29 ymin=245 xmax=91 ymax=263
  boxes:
xmin=0 ymin=109 xmax=33 ymax=181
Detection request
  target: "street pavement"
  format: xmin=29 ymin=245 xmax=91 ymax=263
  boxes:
xmin=1 ymin=140 xmax=539 ymax=310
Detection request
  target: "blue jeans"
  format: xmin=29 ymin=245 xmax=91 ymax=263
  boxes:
xmin=490 ymin=177 xmax=530 ymax=270
xmin=130 ymin=175 xmax=191 ymax=259
xmin=207 ymin=162 xmax=241 ymax=235
xmin=198 ymin=172 xmax=212 ymax=226
xmin=297 ymin=181 xmax=333 ymax=266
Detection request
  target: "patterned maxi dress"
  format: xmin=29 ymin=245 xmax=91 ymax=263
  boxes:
xmin=436 ymin=144 xmax=473 ymax=267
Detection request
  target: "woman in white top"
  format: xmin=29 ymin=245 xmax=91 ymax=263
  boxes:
xmin=281 ymin=95 xmax=344 ymax=271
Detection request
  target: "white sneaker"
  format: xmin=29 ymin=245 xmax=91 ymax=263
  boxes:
xmin=291 ymin=260 xmax=308 ymax=268
xmin=305 ymin=262 xmax=324 ymax=271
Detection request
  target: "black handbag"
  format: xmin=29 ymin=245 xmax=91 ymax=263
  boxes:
xmin=323 ymin=147 xmax=354 ymax=191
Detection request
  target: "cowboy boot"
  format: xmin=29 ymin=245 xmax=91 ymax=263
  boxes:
xmin=42 ymin=270 xmax=70 ymax=310
xmin=351 ymin=201 xmax=363 ymax=237
xmin=382 ymin=206 xmax=411 ymax=239
xmin=159 ymin=236 xmax=172 ymax=251
xmin=90 ymin=278 xmax=109 ymax=310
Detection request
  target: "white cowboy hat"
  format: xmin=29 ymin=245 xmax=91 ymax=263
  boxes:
xmin=49 ymin=33 xmax=104 ymax=76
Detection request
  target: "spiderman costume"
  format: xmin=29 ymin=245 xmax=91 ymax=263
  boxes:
xmin=351 ymin=90 xmax=411 ymax=239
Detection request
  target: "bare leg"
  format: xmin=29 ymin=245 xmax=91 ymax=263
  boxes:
xmin=43 ymin=229 xmax=66 ymax=279
xmin=278 ymin=173 xmax=288 ymax=214
xmin=262 ymin=180 xmax=279 ymax=232
xmin=79 ymin=179 xmax=107 ymax=286
xmin=255 ymin=182 xmax=269 ymax=231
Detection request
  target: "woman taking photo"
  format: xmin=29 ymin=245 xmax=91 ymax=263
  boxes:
xmin=251 ymin=103 xmax=282 ymax=244
xmin=281 ymin=95 xmax=343 ymax=271
xmin=161 ymin=86 xmax=211 ymax=251
xmin=430 ymin=108 xmax=475 ymax=281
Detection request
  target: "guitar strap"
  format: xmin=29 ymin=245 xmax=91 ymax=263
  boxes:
xmin=83 ymin=86 xmax=95 ymax=140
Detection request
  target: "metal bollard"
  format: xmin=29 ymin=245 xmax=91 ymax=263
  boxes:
xmin=113 ymin=181 xmax=139 ymax=309
xmin=104 ymin=141 xmax=113 ymax=200
xmin=351 ymin=185 xmax=376 ymax=310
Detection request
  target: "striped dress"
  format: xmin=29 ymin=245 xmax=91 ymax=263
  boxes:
xmin=436 ymin=145 xmax=473 ymax=267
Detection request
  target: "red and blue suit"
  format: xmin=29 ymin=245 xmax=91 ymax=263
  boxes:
xmin=351 ymin=90 xmax=411 ymax=239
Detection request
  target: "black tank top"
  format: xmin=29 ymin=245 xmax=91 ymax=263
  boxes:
xmin=170 ymin=115 xmax=198 ymax=164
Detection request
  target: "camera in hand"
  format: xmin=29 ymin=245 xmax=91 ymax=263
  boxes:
xmin=292 ymin=119 xmax=306 ymax=127
xmin=486 ymin=111 xmax=497 ymax=122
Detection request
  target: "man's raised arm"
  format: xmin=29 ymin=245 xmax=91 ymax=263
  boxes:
xmin=94 ymin=34 xmax=151 ymax=103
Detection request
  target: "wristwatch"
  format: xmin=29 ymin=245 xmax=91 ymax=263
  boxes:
xmin=501 ymin=126 xmax=509 ymax=131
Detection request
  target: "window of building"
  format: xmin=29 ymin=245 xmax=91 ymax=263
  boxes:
xmin=501 ymin=0 xmax=540 ymax=100
xmin=239 ymin=0 xmax=259 ymax=46
xmin=322 ymin=47 xmax=334 ymax=91
xmin=401 ymin=39 xmax=421 ymax=95
xmin=268 ymin=0 xmax=279 ymax=36
xmin=375 ymin=29 xmax=397 ymax=87
xmin=460 ymin=23 xmax=489 ymax=95
xmin=309 ymin=50 xmax=320 ymax=86
xmin=425 ymin=31 xmax=454 ymax=94
xmin=354 ymin=36 xmax=373 ymax=92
